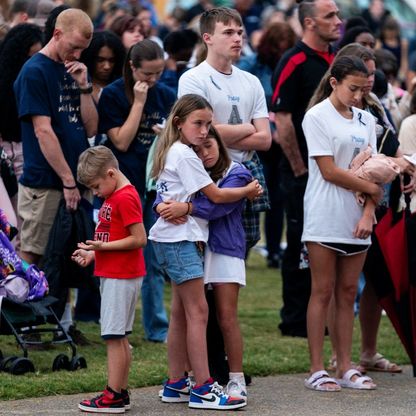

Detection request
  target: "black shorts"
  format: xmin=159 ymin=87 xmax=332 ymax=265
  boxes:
xmin=317 ymin=242 xmax=370 ymax=256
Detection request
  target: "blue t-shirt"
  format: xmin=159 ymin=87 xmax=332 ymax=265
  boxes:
xmin=14 ymin=53 xmax=89 ymax=189
xmin=98 ymin=78 xmax=176 ymax=197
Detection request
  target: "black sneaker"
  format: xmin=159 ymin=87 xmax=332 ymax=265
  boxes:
xmin=121 ymin=389 xmax=131 ymax=410
xmin=79 ymin=387 xmax=125 ymax=413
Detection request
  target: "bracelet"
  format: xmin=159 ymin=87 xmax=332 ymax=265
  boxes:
xmin=79 ymin=83 xmax=93 ymax=94
xmin=186 ymin=202 xmax=191 ymax=215
xmin=63 ymin=184 xmax=77 ymax=190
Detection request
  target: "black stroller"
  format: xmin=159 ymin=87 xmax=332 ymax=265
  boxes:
xmin=0 ymin=295 xmax=86 ymax=375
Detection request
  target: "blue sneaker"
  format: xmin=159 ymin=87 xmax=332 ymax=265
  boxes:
xmin=189 ymin=380 xmax=247 ymax=410
xmin=161 ymin=376 xmax=190 ymax=403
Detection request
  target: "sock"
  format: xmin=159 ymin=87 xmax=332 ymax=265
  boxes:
xmin=60 ymin=302 xmax=73 ymax=332
xmin=229 ymin=372 xmax=245 ymax=386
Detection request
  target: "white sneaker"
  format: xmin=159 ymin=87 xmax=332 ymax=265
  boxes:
xmin=225 ymin=379 xmax=248 ymax=402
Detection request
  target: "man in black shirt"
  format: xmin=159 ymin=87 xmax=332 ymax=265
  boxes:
xmin=271 ymin=0 xmax=341 ymax=337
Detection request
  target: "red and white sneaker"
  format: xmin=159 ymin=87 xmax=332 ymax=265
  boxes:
xmin=78 ymin=387 xmax=125 ymax=413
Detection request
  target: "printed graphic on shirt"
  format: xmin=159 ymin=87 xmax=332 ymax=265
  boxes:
xmin=135 ymin=111 xmax=163 ymax=150
xmin=95 ymin=202 xmax=111 ymax=242
xmin=58 ymin=74 xmax=83 ymax=128
xmin=350 ymin=135 xmax=366 ymax=166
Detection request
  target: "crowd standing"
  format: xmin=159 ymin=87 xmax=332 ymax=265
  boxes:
xmin=1 ymin=0 xmax=416 ymax=413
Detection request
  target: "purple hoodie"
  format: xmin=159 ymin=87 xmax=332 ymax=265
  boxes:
xmin=154 ymin=162 xmax=252 ymax=259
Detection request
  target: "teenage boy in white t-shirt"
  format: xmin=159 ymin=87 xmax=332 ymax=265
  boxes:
xmin=178 ymin=6 xmax=271 ymax=400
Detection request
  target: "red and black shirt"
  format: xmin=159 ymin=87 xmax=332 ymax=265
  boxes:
xmin=271 ymin=40 xmax=335 ymax=171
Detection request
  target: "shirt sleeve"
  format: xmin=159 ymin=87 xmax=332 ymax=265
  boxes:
xmin=270 ymin=55 xmax=302 ymax=113
xmin=177 ymin=153 xmax=213 ymax=195
xmin=192 ymin=167 xmax=251 ymax=220
xmin=250 ymin=76 xmax=269 ymax=120
xmin=178 ymin=70 xmax=207 ymax=99
xmin=14 ymin=65 xmax=51 ymax=120
xmin=118 ymin=190 xmax=143 ymax=227
xmin=302 ymin=111 xmax=333 ymax=157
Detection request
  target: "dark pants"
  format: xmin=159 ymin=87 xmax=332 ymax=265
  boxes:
xmin=258 ymin=143 xmax=284 ymax=260
xmin=278 ymin=171 xmax=310 ymax=337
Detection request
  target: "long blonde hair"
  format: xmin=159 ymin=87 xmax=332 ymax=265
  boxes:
xmin=152 ymin=94 xmax=213 ymax=179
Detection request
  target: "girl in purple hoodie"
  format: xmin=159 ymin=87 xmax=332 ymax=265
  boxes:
xmin=156 ymin=126 xmax=252 ymax=401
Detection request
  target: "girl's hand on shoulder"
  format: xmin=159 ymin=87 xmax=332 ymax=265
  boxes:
xmin=353 ymin=214 xmax=374 ymax=240
xmin=246 ymin=179 xmax=263 ymax=201
xmin=71 ymin=248 xmax=94 ymax=267
xmin=133 ymin=81 xmax=149 ymax=104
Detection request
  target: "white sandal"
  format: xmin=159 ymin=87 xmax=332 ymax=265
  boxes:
xmin=338 ymin=369 xmax=376 ymax=390
xmin=304 ymin=370 xmax=341 ymax=392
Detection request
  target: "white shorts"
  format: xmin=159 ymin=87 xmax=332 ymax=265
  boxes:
xmin=100 ymin=277 xmax=143 ymax=339
xmin=203 ymin=246 xmax=246 ymax=287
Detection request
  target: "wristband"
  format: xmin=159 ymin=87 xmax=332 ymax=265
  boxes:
xmin=63 ymin=184 xmax=77 ymax=190
xmin=79 ymin=83 xmax=93 ymax=94
xmin=186 ymin=202 xmax=191 ymax=215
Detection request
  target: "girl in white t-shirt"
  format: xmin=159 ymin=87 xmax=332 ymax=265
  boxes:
xmin=148 ymin=94 xmax=260 ymax=411
xmin=301 ymin=56 xmax=383 ymax=392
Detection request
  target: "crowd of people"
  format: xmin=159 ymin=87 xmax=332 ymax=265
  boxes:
xmin=1 ymin=0 xmax=416 ymax=413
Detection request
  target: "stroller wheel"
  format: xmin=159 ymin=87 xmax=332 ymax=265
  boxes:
xmin=10 ymin=358 xmax=35 ymax=375
xmin=0 ymin=356 xmax=18 ymax=372
xmin=52 ymin=354 xmax=70 ymax=371
xmin=69 ymin=355 xmax=87 ymax=371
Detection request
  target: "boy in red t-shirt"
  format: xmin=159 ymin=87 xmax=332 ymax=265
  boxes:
xmin=72 ymin=146 xmax=147 ymax=414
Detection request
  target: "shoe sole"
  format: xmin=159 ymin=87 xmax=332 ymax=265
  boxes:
xmin=161 ymin=394 xmax=189 ymax=403
xmin=188 ymin=401 xmax=247 ymax=410
xmin=78 ymin=404 xmax=125 ymax=413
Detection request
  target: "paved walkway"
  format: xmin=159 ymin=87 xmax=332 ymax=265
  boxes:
xmin=1 ymin=367 xmax=416 ymax=416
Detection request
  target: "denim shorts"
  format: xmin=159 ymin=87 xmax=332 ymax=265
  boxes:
xmin=151 ymin=241 xmax=204 ymax=285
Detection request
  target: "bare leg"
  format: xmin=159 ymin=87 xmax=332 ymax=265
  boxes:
xmin=359 ymin=282 xmax=381 ymax=358
xmin=107 ymin=337 xmax=130 ymax=392
xmin=20 ymin=250 xmax=41 ymax=266
xmin=213 ymin=283 xmax=243 ymax=372
xmin=334 ymin=253 xmax=374 ymax=387
xmin=167 ymin=283 xmax=188 ymax=380
xmin=169 ymin=278 xmax=210 ymax=385
xmin=306 ymin=243 xmax=337 ymax=381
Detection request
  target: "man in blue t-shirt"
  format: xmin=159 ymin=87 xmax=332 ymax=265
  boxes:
xmin=14 ymin=8 xmax=98 ymax=265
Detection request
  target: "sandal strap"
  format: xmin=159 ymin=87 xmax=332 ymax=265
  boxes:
xmin=307 ymin=371 xmax=339 ymax=388
xmin=343 ymin=368 xmax=362 ymax=381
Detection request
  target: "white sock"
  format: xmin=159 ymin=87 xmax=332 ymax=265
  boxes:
xmin=60 ymin=302 xmax=73 ymax=332
xmin=229 ymin=372 xmax=245 ymax=386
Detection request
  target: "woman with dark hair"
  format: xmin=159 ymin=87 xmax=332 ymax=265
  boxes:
xmin=109 ymin=14 xmax=144 ymax=50
xmin=238 ymin=21 xmax=296 ymax=267
xmin=0 ymin=23 xmax=43 ymax=220
xmin=43 ymin=4 xmax=70 ymax=44
xmin=80 ymin=30 xmax=125 ymax=103
xmin=303 ymin=55 xmax=380 ymax=391
xmin=338 ymin=26 xmax=376 ymax=50
xmin=98 ymin=39 xmax=176 ymax=343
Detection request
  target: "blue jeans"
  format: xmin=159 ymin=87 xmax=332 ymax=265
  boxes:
xmin=141 ymin=193 xmax=169 ymax=342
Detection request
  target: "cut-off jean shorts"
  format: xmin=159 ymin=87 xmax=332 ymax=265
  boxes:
xmin=151 ymin=240 xmax=204 ymax=285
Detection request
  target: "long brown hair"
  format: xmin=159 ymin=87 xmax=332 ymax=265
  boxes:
xmin=204 ymin=126 xmax=231 ymax=183
xmin=308 ymin=54 xmax=368 ymax=110
xmin=152 ymin=94 xmax=213 ymax=179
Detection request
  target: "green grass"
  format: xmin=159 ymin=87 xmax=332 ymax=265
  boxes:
xmin=0 ymin=251 xmax=409 ymax=400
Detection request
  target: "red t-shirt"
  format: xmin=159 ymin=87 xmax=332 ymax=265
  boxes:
xmin=94 ymin=184 xmax=145 ymax=278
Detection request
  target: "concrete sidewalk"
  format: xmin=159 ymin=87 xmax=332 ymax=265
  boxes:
xmin=1 ymin=367 xmax=416 ymax=416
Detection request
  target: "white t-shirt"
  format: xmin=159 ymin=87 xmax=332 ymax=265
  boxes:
xmin=178 ymin=61 xmax=269 ymax=163
xmin=301 ymin=98 xmax=377 ymax=244
xmin=148 ymin=141 xmax=213 ymax=242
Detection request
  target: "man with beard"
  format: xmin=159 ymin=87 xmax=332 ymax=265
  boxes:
xmin=271 ymin=0 xmax=341 ymax=338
